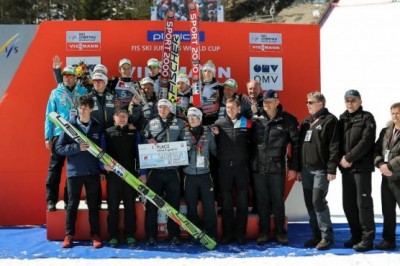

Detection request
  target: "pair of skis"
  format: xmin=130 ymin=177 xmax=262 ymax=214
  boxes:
xmin=48 ymin=112 xmax=216 ymax=250
xmin=160 ymin=4 xmax=202 ymax=108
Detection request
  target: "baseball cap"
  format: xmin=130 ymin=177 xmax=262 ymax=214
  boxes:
xmin=158 ymin=99 xmax=173 ymax=110
xmin=263 ymin=89 xmax=278 ymax=100
xmin=222 ymin=78 xmax=238 ymax=90
xmin=176 ymin=73 xmax=190 ymax=86
xmin=119 ymin=58 xmax=131 ymax=68
xmin=187 ymin=107 xmax=203 ymax=121
xmin=344 ymin=89 xmax=361 ymax=99
xmin=61 ymin=65 xmax=76 ymax=76
xmin=92 ymin=73 xmax=108 ymax=83
xmin=147 ymin=58 xmax=160 ymax=68
xmin=93 ymin=64 xmax=108 ymax=75
xmin=140 ymin=77 xmax=155 ymax=86
xmin=114 ymin=107 xmax=129 ymax=115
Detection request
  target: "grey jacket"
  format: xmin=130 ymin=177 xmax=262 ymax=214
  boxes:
xmin=374 ymin=123 xmax=400 ymax=180
xmin=180 ymin=126 xmax=217 ymax=175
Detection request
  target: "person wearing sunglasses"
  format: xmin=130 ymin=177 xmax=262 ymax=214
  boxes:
xmin=338 ymin=90 xmax=376 ymax=252
xmin=298 ymin=91 xmax=339 ymax=250
xmin=44 ymin=65 xmax=88 ymax=212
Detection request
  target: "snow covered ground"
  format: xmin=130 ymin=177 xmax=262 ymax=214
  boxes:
xmin=2 ymin=0 xmax=400 ymax=265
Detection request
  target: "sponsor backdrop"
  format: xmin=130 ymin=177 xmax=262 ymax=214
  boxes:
xmin=0 ymin=21 xmax=320 ymax=225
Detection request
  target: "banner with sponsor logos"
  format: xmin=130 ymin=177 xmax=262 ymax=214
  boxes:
xmin=0 ymin=21 xmax=319 ymax=225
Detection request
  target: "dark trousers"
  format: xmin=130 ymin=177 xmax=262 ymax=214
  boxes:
xmin=45 ymin=137 xmax=68 ymax=205
xmin=219 ymin=161 xmax=249 ymax=239
xmin=145 ymin=169 xmax=181 ymax=239
xmin=184 ymin=173 xmax=217 ymax=239
xmin=107 ymin=172 xmax=137 ymax=238
xmin=301 ymin=168 xmax=333 ymax=241
xmin=342 ymin=171 xmax=375 ymax=241
xmin=209 ymin=154 xmax=220 ymax=203
xmin=381 ymin=177 xmax=400 ymax=243
xmin=65 ymin=174 xmax=100 ymax=236
xmin=254 ymin=173 xmax=286 ymax=235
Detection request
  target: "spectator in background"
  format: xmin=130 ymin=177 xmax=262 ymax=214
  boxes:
xmin=299 ymin=91 xmax=339 ymax=251
xmin=338 ymin=89 xmax=376 ymax=252
xmin=44 ymin=65 xmax=88 ymax=211
xmin=373 ymin=102 xmax=400 ymax=250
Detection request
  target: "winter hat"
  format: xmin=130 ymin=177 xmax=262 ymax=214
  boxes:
xmin=344 ymin=89 xmax=361 ymax=100
xmin=93 ymin=64 xmax=108 ymax=76
xmin=158 ymin=99 xmax=173 ymax=111
xmin=176 ymin=73 xmax=190 ymax=86
xmin=61 ymin=65 xmax=76 ymax=76
xmin=202 ymin=60 xmax=216 ymax=75
xmin=119 ymin=58 xmax=131 ymax=68
xmin=147 ymin=58 xmax=160 ymax=68
xmin=187 ymin=107 xmax=203 ymax=121
xmin=263 ymin=89 xmax=278 ymax=100
xmin=92 ymin=73 xmax=108 ymax=83
xmin=140 ymin=77 xmax=155 ymax=86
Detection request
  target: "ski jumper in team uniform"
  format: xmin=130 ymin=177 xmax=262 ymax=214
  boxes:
xmin=180 ymin=107 xmax=218 ymax=240
xmin=142 ymin=99 xmax=186 ymax=246
xmin=108 ymin=58 xmax=139 ymax=109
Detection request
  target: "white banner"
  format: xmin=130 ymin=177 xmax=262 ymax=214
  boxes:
xmin=138 ymin=141 xmax=189 ymax=169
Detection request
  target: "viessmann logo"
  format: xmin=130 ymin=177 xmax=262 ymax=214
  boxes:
xmin=66 ymin=31 xmax=101 ymax=51
xmin=147 ymin=31 xmax=205 ymax=42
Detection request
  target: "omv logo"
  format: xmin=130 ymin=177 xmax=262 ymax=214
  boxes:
xmin=0 ymin=33 xmax=19 ymax=58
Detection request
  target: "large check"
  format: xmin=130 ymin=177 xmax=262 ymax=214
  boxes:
xmin=138 ymin=141 xmax=189 ymax=169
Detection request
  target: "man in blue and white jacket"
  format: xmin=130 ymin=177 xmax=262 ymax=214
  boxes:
xmin=44 ymin=65 xmax=87 ymax=211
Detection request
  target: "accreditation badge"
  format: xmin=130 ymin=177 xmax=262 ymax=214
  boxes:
xmin=304 ymin=130 xmax=312 ymax=142
xmin=384 ymin=149 xmax=390 ymax=162
xmin=70 ymin=109 xmax=77 ymax=118
xmin=196 ymin=155 xmax=205 ymax=168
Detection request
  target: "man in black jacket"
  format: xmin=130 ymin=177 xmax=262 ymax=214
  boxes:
xmin=211 ymin=98 xmax=252 ymax=245
xmin=299 ymin=91 xmax=339 ymax=250
xmin=103 ymin=108 xmax=147 ymax=248
xmin=252 ymin=90 xmax=299 ymax=245
xmin=338 ymin=90 xmax=376 ymax=252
